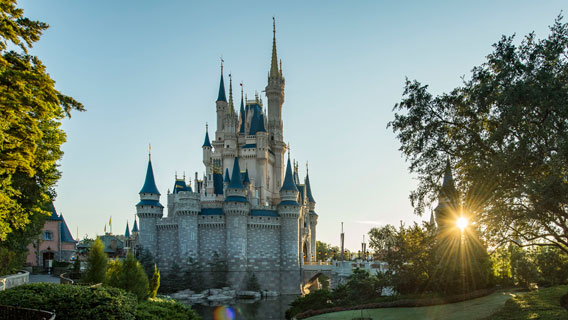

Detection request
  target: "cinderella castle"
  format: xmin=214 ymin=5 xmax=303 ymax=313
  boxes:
xmin=135 ymin=22 xmax=318 ymax=294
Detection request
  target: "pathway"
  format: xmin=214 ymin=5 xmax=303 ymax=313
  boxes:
xmin=306 ymin=291 xmax=515 ymax=320
xmin=29 ymin=274 xmax=60 ymax=284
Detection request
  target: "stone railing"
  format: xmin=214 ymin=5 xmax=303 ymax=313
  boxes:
xmin=0 ymin=270 xmax=29 ymax=291
xmin=0 ymin=305 xmax=55 ymax=320
xmin=59 ymin=273 xmax=74 ymax=285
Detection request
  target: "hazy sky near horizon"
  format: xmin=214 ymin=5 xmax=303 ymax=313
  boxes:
xmin=18 ymin=0 xmax=567 ymax=251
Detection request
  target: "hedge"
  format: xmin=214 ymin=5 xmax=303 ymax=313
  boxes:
xmin=295 ymin=288 xmax=495 ymax=319
xmin=0 ymin=283 xmax=200 ymax=320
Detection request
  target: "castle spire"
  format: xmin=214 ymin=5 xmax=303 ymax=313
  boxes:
xmin=202 ymin=123 xmax=212 ymax=147
xmin=125 ymin=221 xmax=131 ymax=238
xmin=228 ymin=73 xmax=234 ymax=112
xmin=132 ymin=216 xmax=138 ymax=233
xmin=217 ymin=61 xmax=227 ymax=102
xmin=280 ymin=154 xmax=298 ymax=192
xmin=140 ymin=155 xmax=160 ymax=195
xmin=270 ymin=17 xmax=279 ymax=78
xmin=239 ymin=82 xmax=246 ymax=134
xmin=228 ymin=157 xmax=244 ymax=189
xmin=305 ymin=162 xmax=315 ymax=203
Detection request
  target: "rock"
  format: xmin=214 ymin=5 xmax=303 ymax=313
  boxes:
xmin=210 ymin=288 xmax=222 ymax=295
xmin=236 ymin=290 xmax=261 ymax=299
xmin=262 ymin=290 xmax=280 ymax=297
xmin=207 ymin=294 xmax=233 ymax=301
xmin=223 ymin=289 xmax=236 ymax=297
xmin=170 ymin=289 xmax=194 ymax=300
xmin=200 ymin=289 xmax=210 ymax=295
xmin=189 ymin=293 xmax=207 ymax=300
xmin=222 ymin=287 xmax=231 ymax=291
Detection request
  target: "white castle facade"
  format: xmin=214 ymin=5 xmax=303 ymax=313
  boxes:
xmin=136 ymin=24 xmax=318 ymax=294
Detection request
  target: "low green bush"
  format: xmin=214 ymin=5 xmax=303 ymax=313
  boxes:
xmin=135 ymin=298 xmax=200 ymax=320
xmin=0 ymin=283 xmax=137 ymax=319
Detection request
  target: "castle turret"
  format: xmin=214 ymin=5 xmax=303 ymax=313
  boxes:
xmin=265 ymin=19 xmax=286 ymax=204
xmin=224 ymin=156 xmax=250 ymax=288
xmin=216 ymin=64 xmax=228 ymax=140
xmin=278 ymin=155 xmax=301 ymax=293
xmin=125 ymin=221 xmax=131 ymax=238
xmin=434 ymin=160 xmax=460 ymax=230
xmin=202 ymin=124 xmax=212 ymax=170
xmin=136 ymin=154 xmax=164 ymax=257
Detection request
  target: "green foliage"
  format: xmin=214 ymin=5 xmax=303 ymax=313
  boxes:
xmin=316 ymin=241 xmax=341 ymax=261
xmin=286 ymin=289 xmax=333 ymax=319
xmin=389 ymin=15 xmax=568 ymax=253
xmin=161 ymin=260 xmax=183 ymax=293
xmin=534 ymin=247 xmax=568 ymax=286
xmin=209 ymin=251 xmax=228 ymax=288
xmin=83 ymin=238 xmax=107 ymax=284
xmin=0 ymin=283 xmax=137 ymax=319
xmin=0 ymin=283 xmax=200 ymax=320
xmin=0 ymin=0 xmax=83 ymax=244
xmin=486 ymin=285 xmax=568 ymax=319
xmin=0 ymin=246 xmax=25 ymax=276
xmin=246 ymin=271 xmax=261 ymax=291
xmin=183 ymin=256 xmax=204 ymax=292
xmin=105 ymin=251 xmax=149 ymax=300
xmin=135 ymin=298 xmax=200 ymax=320
xmin=318 ymin=274 xmax=330 ymax=290
xmin=150 ymin=264 xmax=160 ymax=299
xmin=368 ymin=225 xmax=397 ymax=260
xmin=137 ymin=246 xmax=155 ymax=281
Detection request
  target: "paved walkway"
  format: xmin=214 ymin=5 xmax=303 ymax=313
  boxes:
xmin=29 ymin=274 xmax=60 ymax=284
xmin=307 ymin=291 xmax=515 ymax=320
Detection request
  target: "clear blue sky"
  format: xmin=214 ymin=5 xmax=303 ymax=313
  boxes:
xmin=19 ymin=0 xmax=567 ymax=250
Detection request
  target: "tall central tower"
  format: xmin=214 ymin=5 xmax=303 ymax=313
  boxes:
xmin=265 ymin=18 xmax=287 ymax=199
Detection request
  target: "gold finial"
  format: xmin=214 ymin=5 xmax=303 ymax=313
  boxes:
xmin=183 ymin=171 xmax=186 ymax=180
xmin=240 ymin=82 xmax=244 ymax=102
xmin=270 ymin=17 xmax=279 ymax=77
xmin=148 ymin=143 xmax=151 ymax=160
xmin=287 ymin=143 xmax=291 ymax=158
xmin=273 ymin=16 xmax=276 ymax=36
xmin=220 ymin=56 xmax=224 ymax=74
xmin=175 ymin=171 xmax=178 ymax=180
xmin=306 ymin=160 xmax=309 ymax=173
xmin=206 ymin=122 xmax=208 ymax=132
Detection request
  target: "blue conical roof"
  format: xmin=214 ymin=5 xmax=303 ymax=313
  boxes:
xmin=228 ymin=157 xmax=244 ymax=189
xmin=224 ymin=168 xmax=231 ymax=183
xmin=305 ymin=172 xmax=315 ymax=202
xmin=140 ymin=159 xmax=160 ymax=195
xmin=217 ymin=73 xmax=227 ymax=102
xmin=125 ymin=221 xmax=131 ymax=238
xmin=132 ymin=219 xmax=139 ymax=233
xmin=239 ymin=98 xmax=246 ymax=134
xmin=59 ymin=215 xmax=77 ymax=243
xmin=243 ymin=168 xmax=250 ymax=184
xmin=47 ymin=201 xmax=61 ymax=221
xmin=203 ymin=130 xmax=212 ymax=148
xmin=280 ymin=157 xmax=298 ymax=192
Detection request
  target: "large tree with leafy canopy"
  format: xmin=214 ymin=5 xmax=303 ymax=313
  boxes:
xmin=389 ymin=15 xmax=568 ymax=253
xmin=0 ymin=0 xmax=83 ymax=251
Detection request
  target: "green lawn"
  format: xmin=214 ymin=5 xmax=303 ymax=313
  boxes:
xmin=306 ymin=286 xmax=568 ymax=320
xmin=306 ymin=291 xmax=515 ymax=320
xmin=484 ymin=285 xmax=568 ymax=320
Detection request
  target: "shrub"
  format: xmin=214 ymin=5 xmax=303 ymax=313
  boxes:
xmin=135 ymin=298 xmax=200 ymax=320
xmin=83 ymin=238 xmax=107 ymax=284
xmin=285 ymin=289 xmax=333 ymax=319
xmin=246 ymin=271 xmax=260 ymax=291
xmin=150 ymin=264 xmax=160 ymax=298
xmin=0 ymin=283 xmax=137 ymax=319
xmin=106 ymin=251 xmax=149 ymax=300
xmin=0 ymin=247 xmax=25 ymax=276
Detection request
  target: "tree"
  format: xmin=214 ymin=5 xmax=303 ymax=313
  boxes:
xmin=137 ymin=246 xmax=155 ymax=280
xmin=120 ymin=251 xmax=149 ymax=300
xmin=83 ymin=238 xmax=107 ymax=284
xmin=316 ymin=241 xmax=340 ymax=261
xmin=183 ymin=256 xmax=204 ymax=292
xmin=389 ymin=15 xmax=568 ymax=253
xmin=368 ymin=225 xmax=397 ymax=259
xmin=0 ymin=0 xmax=83 ymax=244
xmin=209 ymin=251 xmax=228 ymax=288
xmin=246 ymin=271 xmax=260 ymax=291
xmin=149 ymin=264 xmax=160 ymax=298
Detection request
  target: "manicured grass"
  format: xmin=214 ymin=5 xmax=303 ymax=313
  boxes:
xmin=305 ymin=291 xmax=514 ymax=320
xmin=484 ymin=285 xmax=568 ymax=320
